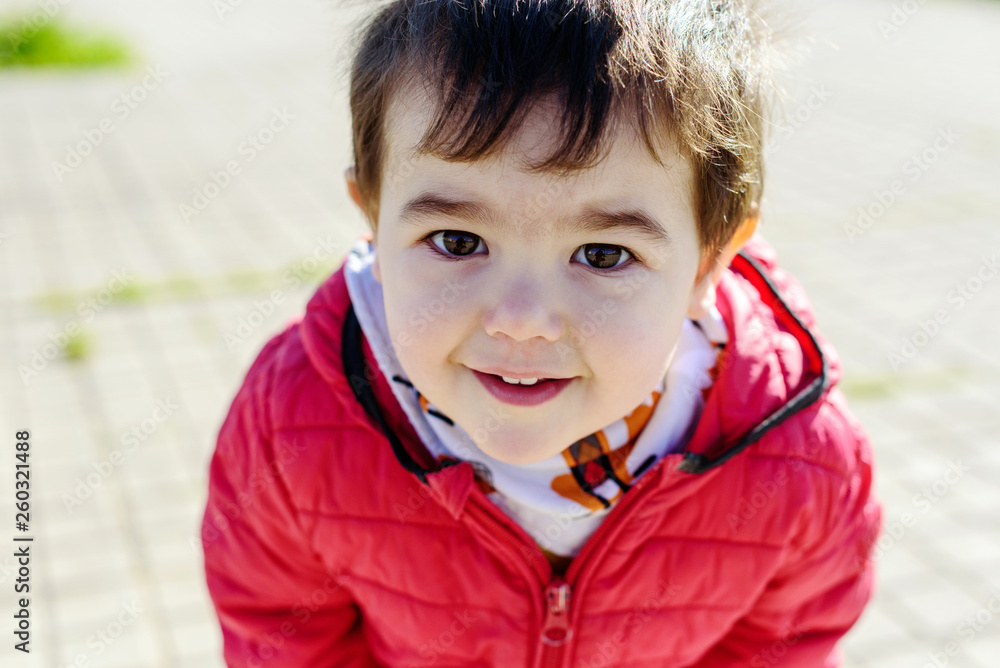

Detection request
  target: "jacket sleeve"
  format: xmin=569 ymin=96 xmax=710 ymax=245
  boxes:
xmin=686 ymin=404 xmax=883 ymax=667
xmin=201 ymin=334 xmax=382 ymax=668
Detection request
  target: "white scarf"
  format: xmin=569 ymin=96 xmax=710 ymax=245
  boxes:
xmin=344 ymin=236 xmax=727 ymax=558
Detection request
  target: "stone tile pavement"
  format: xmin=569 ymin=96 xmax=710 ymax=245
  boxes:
xmin=0 ymin=0 xmax=998 ymax=666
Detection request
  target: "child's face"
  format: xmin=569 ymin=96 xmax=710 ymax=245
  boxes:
xmin=358 ymin=85 xmax=718 ymax=466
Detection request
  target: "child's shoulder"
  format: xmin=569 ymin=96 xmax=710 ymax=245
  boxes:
xmin=248 ymin=261 xmax=367 ymax=420
xmin=210 ymin=264 xmax=435 ymax=530
xmin=702 ymin=243 xmax=876 ymax=555
xmin=712 ymin=232 xmax=871 ymax=483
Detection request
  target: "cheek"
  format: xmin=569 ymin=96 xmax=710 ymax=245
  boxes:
xmin=384 ymin=250 xmax=467 ymax=321
xmin=591 ymin=319 xmax=669 ymax=374
xmin=585 ymin=282 xmax=687 ymax=375
xmin=382 ymin=276 xmax=466 ymax=363
xmin=384 ymin=291 xmax=445 ymax=391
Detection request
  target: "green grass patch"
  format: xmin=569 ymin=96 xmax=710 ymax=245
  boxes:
xmin=35 ymin=288 xmax=79 ymax=314
xmin=226 ymin=269 xmax=270 ymax=293
xmin=0 ymin=14 xmax=132 ymax=68
xmin=114 ymin=279 xmax=155 ymax=303
xmin=839 ymin=367 xmax=970 ymax=400
xmin=63 ymin=327 xmax=91 ymax=361
xmin=31 ymin=259 xmax=339 ymax=315
xmin=163 ymin=275 xmax=205 ymax=300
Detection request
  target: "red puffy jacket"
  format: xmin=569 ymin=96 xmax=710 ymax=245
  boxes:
xmin=201 ymin=235 xmax=882 ymax=667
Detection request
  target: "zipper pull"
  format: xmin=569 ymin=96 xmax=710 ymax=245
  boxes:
xmin=541 ymin=578 xmax=572 ymax=647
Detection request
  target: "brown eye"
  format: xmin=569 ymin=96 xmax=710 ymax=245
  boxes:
xmin=583 ymin=244 xmax=626 ymax=269
xmin=439 ymin=230 xmax=480 ymax=256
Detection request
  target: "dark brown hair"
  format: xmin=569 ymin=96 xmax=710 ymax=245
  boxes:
xmin=348 ymin=0 xmax=780 ymax=257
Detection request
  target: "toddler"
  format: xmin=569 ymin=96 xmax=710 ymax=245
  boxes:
xmin=201 ymin=0 xmax=883 ymax=665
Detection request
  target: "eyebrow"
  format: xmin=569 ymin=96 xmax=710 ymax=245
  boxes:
xmin=397 ymin=192 xmax=672 ymax=246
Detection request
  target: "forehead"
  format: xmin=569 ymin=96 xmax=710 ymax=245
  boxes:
xmin=383 ymin=77 xmax=573 ymax=170
xmin=384 ymin=74 xmax=688 ymax=173
xmin=380 ymin=78 xmax=696 ymax=245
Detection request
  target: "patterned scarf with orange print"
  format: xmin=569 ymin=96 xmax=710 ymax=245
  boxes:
xmin=344 ymin=236 xmax=727 ymax=562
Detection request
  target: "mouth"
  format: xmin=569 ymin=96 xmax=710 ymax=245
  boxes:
xmin=471 ymin=370 xmax=573 ymax=407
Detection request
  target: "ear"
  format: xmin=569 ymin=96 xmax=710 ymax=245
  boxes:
xmin=345 ymin=166 xmax=382 ymax=283
xmin=345 ymin=166 xmax=365 ymax=212
xmin=686 ymin=206 xmax=759 ymax=320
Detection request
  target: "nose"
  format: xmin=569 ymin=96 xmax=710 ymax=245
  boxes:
xmin=482 ymin=274 xmax=565 ymax=343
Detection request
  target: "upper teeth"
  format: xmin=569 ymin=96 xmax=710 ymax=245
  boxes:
xmin=501 ymin=376 xmax=539 ymax=385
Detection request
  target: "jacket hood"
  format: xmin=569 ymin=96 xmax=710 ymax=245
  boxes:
xmin=300 ymin=234 xmax=842 ymax=483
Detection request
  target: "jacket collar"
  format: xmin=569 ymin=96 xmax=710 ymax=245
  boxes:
xmin=301 ymin=246 xmax=840 ymax=500
xmin=677 ymin=251 xmax=835 ymax=472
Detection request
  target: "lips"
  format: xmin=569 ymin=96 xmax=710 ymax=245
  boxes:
xmin=472 ymin=369 xmax=573 ymax=407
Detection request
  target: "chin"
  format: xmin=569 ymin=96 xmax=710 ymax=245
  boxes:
xmin=473 ymin=439 xmax=544 ymax=466
xmin=486 ymin=451 xmax=553 ymax=466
